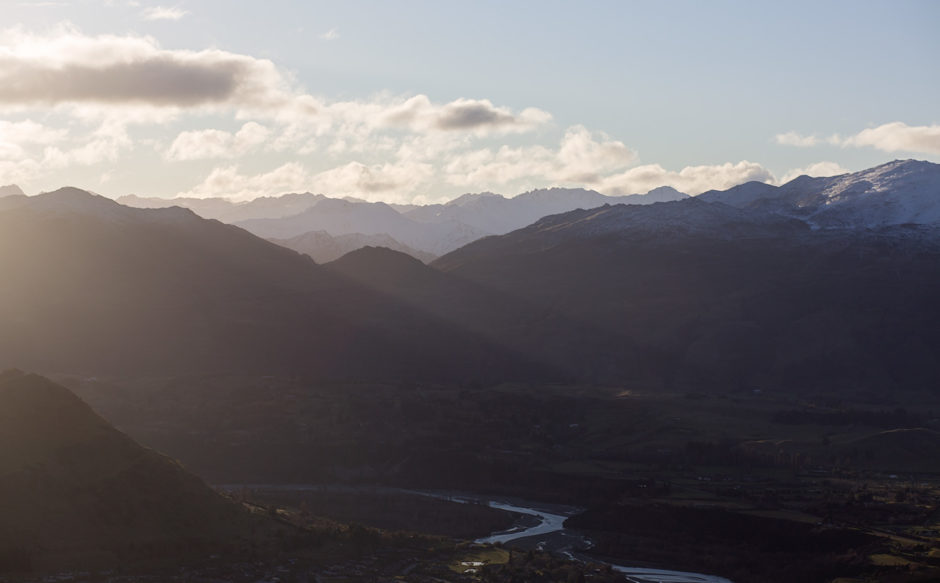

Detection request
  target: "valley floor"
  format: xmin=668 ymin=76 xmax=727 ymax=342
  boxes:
xmin=55 ymin=375 xmax=940 ymax=582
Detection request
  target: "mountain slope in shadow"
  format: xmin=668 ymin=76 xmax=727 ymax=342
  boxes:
xmin=433 ymin=198 xmax=940 ymax=392
xmin=0 ymin=188 xmax=550 ymax=382
xmin=0 ymin=370 xmax=269 ymax=571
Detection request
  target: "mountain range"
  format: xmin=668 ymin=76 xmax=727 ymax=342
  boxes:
xmin=0 ymin=187 xmax=547 ymax=380
xmin=699 ymin=159 xmax=940 ymax=227
xmin=271 ymin=230 xmax=438 ymax=264
xmin=119 ymin=185 xmax=689 ymax=260
xmin=2 ymin=159 xmax=939 ymax=391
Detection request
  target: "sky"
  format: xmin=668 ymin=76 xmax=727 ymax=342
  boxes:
xmin=1 ymin=0 xmax=938 ymax=203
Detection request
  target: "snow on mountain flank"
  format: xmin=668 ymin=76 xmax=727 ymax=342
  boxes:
xmin=700 ymin=160 xmax=940 ymax=229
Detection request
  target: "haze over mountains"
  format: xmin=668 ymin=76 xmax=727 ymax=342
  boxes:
xmin=0 ymin=159 xmax=938 ymax=391
xmin=271 ymin=230 xmax=438 ymax=264
xmin=120 ymin=185 xmax=689 ymax=260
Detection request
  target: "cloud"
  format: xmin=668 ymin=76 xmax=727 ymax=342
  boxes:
xmin=0 ymin=25 xmax=289 ymax=109
xmin=0 ymin=119 xmax=67 ymax=150
xmin=599 ymin=161 xmax=774 ymax=196
xmin=0 ymin=158 xmax=42 ymax=184
xmin=434 ymin=99 xmax=550 ymax=132
xmin=0 ymin=118 xmax=131 ymax=185
xmin=775 ymin=131 xmax=818 ymax=147
xmin=319 ymin=28 xmax=340 ymax=41
xmin=840 ymin=122 xmax=940 ymax=156
xmin=381 ymin=95 xmax=551 ymax=135
xmin=0 ymin=25 xmax=804 ymax=203
xmin=311 ymin=160 xmax=434 ymax=200
xmin=142 ymin=6 xmax=188 ymax=21
xmin=0 ymin=26 xmax=551 ymax=152
xmin=177 ymin=162 xmax=310 ymax=200
xmin=445 ymin=125 xmax=635 ymax=187
xmin=166 ymin=122 xmax=271 ymax=160
xmin=555 ymin=125 xmax=636 ymax=182
xmin=42 ymin=118 xmax=131 ymax=167
xmin=777 ymin=123 xmax=940 ymax=157
xmin=779 ymin=161 xmax=849 ymax=184
xmin=178 ymin=160 xmax=435 ymax=202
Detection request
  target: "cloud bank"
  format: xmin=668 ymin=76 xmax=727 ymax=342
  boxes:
xmin=0 ymin=25 xmax=844 ymax=202
xmin=779 ymin=161 xmax=849 ymax=184
xmin=0 ymin=25 xmax=286 ymax=109
xmin=777 ymin=123 xmax=940 ymax=157
xmin=600 ymin=161 xmax=774 ymax=196
xmin=841 ymin=122 xmax=940 ymax=156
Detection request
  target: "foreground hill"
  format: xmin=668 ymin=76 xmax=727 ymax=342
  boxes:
xmin=0 ymin=188 xmax=548 ymax=381
xmin=0 ymin=370 xmax=262 ymax=571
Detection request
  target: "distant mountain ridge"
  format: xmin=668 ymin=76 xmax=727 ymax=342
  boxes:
xmin=402 ymin=186 xmax=688 ymax=235
xmin=0 ymin=184 xmax=24 ymax=198
xmin=271 ymin=230 xmax=438 ymax=264
xmin=119 ymin=191 xmax=327 ymax=223
xmin=113 ymin=161 xmax=940 ymax=262
xmin=122 ymin=185 xmax=689 ymax=258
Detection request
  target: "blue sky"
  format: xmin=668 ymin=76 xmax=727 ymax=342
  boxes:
xmin=1 ymin=0 xmax=938 ymax=202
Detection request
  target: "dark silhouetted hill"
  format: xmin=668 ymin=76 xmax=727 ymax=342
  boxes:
xmin=433 ymin=196 xmax=940 ymax=391
xmin=0 ymin=371 xmax=263 ymax=571
xmin=0 ymin=188 xmax=550 ymax=381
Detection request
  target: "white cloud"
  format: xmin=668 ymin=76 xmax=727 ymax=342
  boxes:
xmin=42 ymin=119 xmax=131 ymax=167
xmin=840 ymin=122 xmax=940 ymax=156
xmin=142 ymin=6 xmax=189 ymax=21
xmin=311 ymin=160 xmax=434 ymax=200
xmin=0 ymin=157 xmax=42 ymax=184
xmin=0 ymin=119 xmax=67 ymax=159
xmin=177 ymin=162 xmax=310 ymax=200
xmin=775 ymin=131 xmax=818 ymax=147
xmin=319 ymin=28 xmax=340 ymax=41
xmin=555 ymin=126 xmax=636 ymax=182
xmin=779 ymin=161 xmax=849 ymax=184
xmin=777 ymin=122 xmax=940 ymax=157
xmin=178 ymin=159 xmax=435 ymax=203
xmin=166 ymin=122 xmax=271 ymax=160
xmin=0 ymin=117 xmax=132 ymax=183
xmin=599 ymin=161 xmax=774 ymax=196
xmin=445 ymin=125 xmax=635 ymax=187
